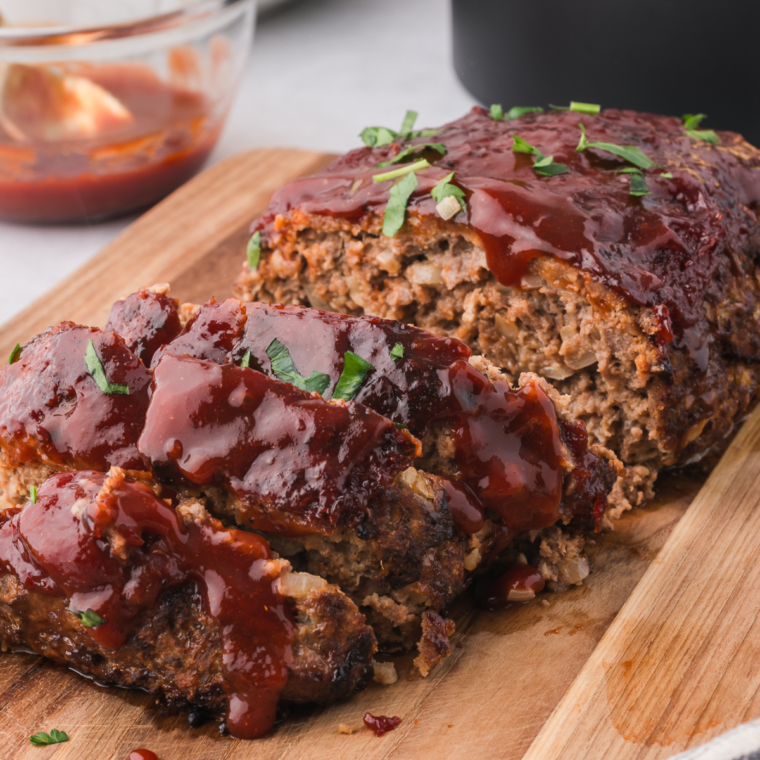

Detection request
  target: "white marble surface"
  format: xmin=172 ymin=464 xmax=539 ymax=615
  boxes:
xmin=0 ymin=0 xmax=477 ymax=325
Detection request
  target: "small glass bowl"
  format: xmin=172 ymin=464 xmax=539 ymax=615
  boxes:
xmin=0 ymin=0 xmax=256 ymax=223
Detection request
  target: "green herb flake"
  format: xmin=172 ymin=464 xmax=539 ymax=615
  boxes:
xmin=373 ymin=159 xmax=429 ymax=184
xmin=247 ymin=231 xmax=261 ymax=270
xmin=73 ymin=609 xmax=105 ymax=628
xmin=390 ymin=343 xmax=404 ymax=361
xmin=490 ymin=103 xmax=504 ymax=120
xmin=431 ymin=171 xmax=466 ymax=214
xmin=266 ymin=338 xmax=330 ymax=395
xmin=548 ymin=104 xmax=570 ymax=111
xmin=29 ymin=486 xmax=37 ymax=505
xmin=660 ymin=172 xmax=674 ymax=179
xmin=512 ymin=136 xmax=568 ymax=176
xmin=240 ymin=349 xmax=251 ymax=369
xmin=29 ymin=730 xmax=69 ymax=746
xmin=682 ymin=113 xmax=708 ymax=130
xmin=382 ymin=170 xmax=418 ymax=238
xmin=570 ymin=101 xmax=601 ymax=114
xmin=685 ymin=129 xmax=719 ymax=145
xmin=8 ymin=343 xmax=21 ymax=364
xmin=85 ymin=340 xmax=129 ymax=396
xmin=332 ymin=351 xmax=375 ymax=401
xmin=400 ymin=110 xmax=418 ymax=135
xmin=576 ymin=124 xmax=657 ymax=169
xmin=394 ymin=422 xmax=408 ymax=430
xmin=360 ymin=126 xmax=398 ymax=148
xmin=491 ymin=104 xmax=543 ymax=122
xmin=377 ymin=143 xmax=446 ymax=168
xmin=629 ymin=173 xmax=650 ymax=196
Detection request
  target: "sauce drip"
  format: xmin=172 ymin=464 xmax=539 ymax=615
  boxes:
xmin=138 ymin=353 xmax=419 ymax=535
xmin=0 ymin=470 xmax=293 ymax=740
xmin=155 ymin=299 xmax=604 ymax=534
xmin=106 ymin=289 xmax=182 ymax=366
xmin=0 ymin=324 xmax=150 ymax=471
xmin=128 ymin=751 xmax=159 ymax=760
xmin=255 ymin=107 xmax=760 ymax=344
xmin=364 ymin=713 xmax=402 ymax=737
xmin=480 ymin=563 xmax=546 ymax=611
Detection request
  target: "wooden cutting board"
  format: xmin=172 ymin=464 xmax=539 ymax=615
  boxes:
xmin=0 ymin=149 xmax=757 ymax=760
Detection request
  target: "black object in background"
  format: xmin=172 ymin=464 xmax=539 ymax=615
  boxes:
xmin=452 ymin=0 xmax=760 ymax=147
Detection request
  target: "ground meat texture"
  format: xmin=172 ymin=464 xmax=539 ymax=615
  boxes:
xmin=234 ymin=107 xmax=760 ymax=514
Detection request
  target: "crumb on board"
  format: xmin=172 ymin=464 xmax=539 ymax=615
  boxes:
xmin=339 ymin=723 xmax=358 ymax=735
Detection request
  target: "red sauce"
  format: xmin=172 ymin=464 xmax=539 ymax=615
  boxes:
xmin=0 ymin=63 xmax=219 ymax=223
xmin=255 ymin=107 xmax=760 ymax=346
xmin=0 ymin=470 xmax=293 ymax=739
xmin=480 ymin=563 xmax=545 ymax=611
xmin=129 ymin=751 xmax=159 ymax=760
xmin=138 ymin=353 xmax=419 ymax=535
xmin=0 ymin=324 xmax=150 ymax=472
xmin=106 ymin=289 xmax=182 ymax=366
xmin=153 ymin=299 xmax=610 ymax=535
xmin=364 ymin=713 xmax=402 ymax=737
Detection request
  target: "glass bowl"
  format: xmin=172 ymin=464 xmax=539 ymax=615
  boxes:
xmin=0 ymin=0 xmax=256 ymax=223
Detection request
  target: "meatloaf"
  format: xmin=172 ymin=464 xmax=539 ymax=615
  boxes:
xmin=0 ymin=287 xmax=616 ymax=734
xmin=234 ymin=106 xmax=760 ymax=515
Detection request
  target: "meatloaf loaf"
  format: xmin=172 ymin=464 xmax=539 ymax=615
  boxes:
xmin=234 ymin=107 xmax=760 ymax=515
xmin=0 ymin=287 xmax=616 ymax=735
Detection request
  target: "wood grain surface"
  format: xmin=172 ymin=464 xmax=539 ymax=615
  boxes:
xmin=0 ymin=149 xmax=751 ymax=760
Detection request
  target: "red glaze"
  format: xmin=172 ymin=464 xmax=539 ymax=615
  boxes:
xmin=106 ymin=289 xmax=182 ymax=365
xmin=129 ymin=751 xmax=159 ymax=760
xmin=0 ymin=470 xmax=293 ymax=739
xmin=155 ymin=299 xmax=609 ymax=535
xmin=0 ymin=324 xmax=150 ymax=471
xmin=254 ymin=107 xmax=760 ymax=345
xmin=481 ymin=563 xmax=546 ymax=611
xmin=364 ymin=713 xmax=402 ymax=737
xmin=138 ymin=353 xmax=419 ymax=535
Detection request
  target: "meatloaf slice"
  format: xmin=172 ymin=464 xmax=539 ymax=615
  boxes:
xmin=0 ymin=468 xmax=376 ymax=738
xmin=233 ymin=106 xmax=760 ymax=514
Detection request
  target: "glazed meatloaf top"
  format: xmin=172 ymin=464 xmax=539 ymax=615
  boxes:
xmin=249 ymin=106 xmax=760 ymax=361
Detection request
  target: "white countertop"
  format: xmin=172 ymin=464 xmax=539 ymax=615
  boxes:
xmin=0 ymin=0 xmax=477 ymax=325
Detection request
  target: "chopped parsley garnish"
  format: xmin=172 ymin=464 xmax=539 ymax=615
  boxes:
xmin=247 ymin=231 xmax=261 ymax=270
xmin=85 ymin=340 xmax=129 ymax=396
xmin=682 ymin=113 xmax=719 ymax=145
xmin=431 ymin=171 xmax=466 ymax=216
xmin=576 ymin=124 xmax=656 ymax=169
xmin=240 ymin=349 xmax=251 ymax=369
xmin=360 ymin=111 xmax=440 ymax=147
xmin=377 ymin=143 xmax=447 ymax=168
xmin=490 ymin=104 xmax=543 ymax=121
xmin=390 ymin=343 xmax=404 ymax=360
xmin=29 ymin=730 xmax=69 ymax=746
xmin=8 ymin=343 xmax=21 ymax=364
xmin=628 ymin=173 xmax=650 ymax=196
xmin=660 ymin=172 xmax=673 ymax=179
xmin=332 ymin=351 xmax=374 ymax=401
xmin=512 ymin=135 xmax=568 ymax=177
xmin=29 ymin=486 xmax=37 ymax=504
xmin=72 ymin=609 xmax=105 ymax=628
xmin=373 ymin=159 xmax=429 ymax=183
xmin=550 ymin=102 xmax=601 ymax=114
xmin=381 ymin=170 xmax=418 ymax=237
xmin=266 ymin=338 xmax=330 ymax=395
xmin=394 ymin=422 xmax=408 ymax=430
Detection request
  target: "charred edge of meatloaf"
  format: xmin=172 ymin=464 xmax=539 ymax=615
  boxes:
xmin=233 ymin=212 xmax=760 ymax=517
xmin=0 ymin=568 xmax=376 ymax=718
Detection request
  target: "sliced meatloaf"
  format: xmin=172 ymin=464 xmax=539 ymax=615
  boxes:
xmin=233 ymin=107 xmax=760 ymax=514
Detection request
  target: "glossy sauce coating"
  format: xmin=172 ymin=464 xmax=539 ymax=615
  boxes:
xmin=0 ymin=324 xmax=150 ymax=471
xmin=255 ymin=107 xmax=760 ymax=342
xmin=364 ymin=713 xmax=402 ymax=737
xmin=129 ymin=751 xmax=159 ymax=760
xmin=480 ymin=563 xmax=546 ymax=611
xmin=106 ymin=289 xmax=182 ymax=365
xmin=139 ymin=353 xmax=418 ymax=535
xmin=0 ymin=470 xmax=293 ymax=739
xmin=157 ymin=300 xmax=593 ymax=534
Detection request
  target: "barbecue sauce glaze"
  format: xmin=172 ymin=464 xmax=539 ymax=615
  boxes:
xmin=0 ymin=470 xmax=292 ymax=740
xmin=253 ymin=107 xmax=760 ymax=345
